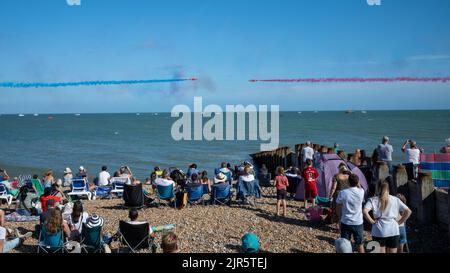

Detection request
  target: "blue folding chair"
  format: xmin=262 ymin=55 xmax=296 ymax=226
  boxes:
xmin=212 ymin=183 xmax=233 ymax=206
xmin=186 ymin=183 xmax=204 ymax=206
xmin=37 ymin=225 xmax=66 ymax=253
xmin=202 ymin=183 xmax=210 ymax=195
xmin=68 ymin=178 xmax=93 ymax=200
xmin=156 ymin=184 xmax=176 ymax=208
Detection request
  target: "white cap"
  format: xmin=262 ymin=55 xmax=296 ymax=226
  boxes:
xmin=79 ymin=166 xmax=85 ymax=171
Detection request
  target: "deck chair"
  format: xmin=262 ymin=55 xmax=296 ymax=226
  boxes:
xmin=67 ymin=178 xmax=93 ymax=200
xmin=257 ymin=173 xmax=275 ymax=197
xmin=30 ymin=179 xmax=44 ymax=197
xmin=117 ymin=221 xmax=155 ymax=253
xmin=155 ymin=184 xmax=176 ymax=207
xmin=236 ymin=179 xmax=261 ymax=207
xmin=123 ymin=183 xmax=145 ymax=209
xmin=186 ymin=183 xmax=204 ymax=206
xmin=212 ymin=183 xmax=233 ymax=206
xmin=80 ymin=224 xmax=104 ymax=253
xmin=110 ymin=177 xmax=129 ymax=197
xmin=0 ymin=184 xmax=13 ymax=207
xmin=37 ymin=225 xmax=66 ymax=253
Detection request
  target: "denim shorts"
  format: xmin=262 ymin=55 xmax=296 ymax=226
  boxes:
xmin=340 ymin=223 xmax=364 ymax=246
xmin=399 ymin=226 xmax=408 ymax=245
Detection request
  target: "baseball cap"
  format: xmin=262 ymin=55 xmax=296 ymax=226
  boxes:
xmin=242 ymin=233 xmax=259 ymax=253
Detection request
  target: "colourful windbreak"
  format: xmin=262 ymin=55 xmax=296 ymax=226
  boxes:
xmin=420 ymin=153 xmax=450 ymax=188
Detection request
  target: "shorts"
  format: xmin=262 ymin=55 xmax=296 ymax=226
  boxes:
xmin=399 ymin=226 xmax=407 ymax=245
xmin=372 ymin=235 xmax=400 ymax=249
xmin=304 ymin=188 xmax=318 ymax=199
xmin=277 ymin=189 xmax=287 ymax=200
xmin=340 ymin=223 xmax=364 ymax=246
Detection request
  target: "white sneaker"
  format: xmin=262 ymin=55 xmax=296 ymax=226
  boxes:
xmin=15 ymin=229 xmax=33 ymax=239
xmin=104 ymin=244 xmax=111 ymax=253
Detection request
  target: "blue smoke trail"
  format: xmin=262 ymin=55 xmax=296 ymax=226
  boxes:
xmin=0 ymin=78 xmax=197 ymax=88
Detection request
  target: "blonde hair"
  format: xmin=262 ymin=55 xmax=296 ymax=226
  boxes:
xmin=244 ymin=166 xmax=251 ymax=175
xmin=378 ymin=182 xmax=390 ymax=212
xmin=161 ymin=232 xmax=179 ymax=253
xmin=276 ymin=166 xmax=285 ymax=176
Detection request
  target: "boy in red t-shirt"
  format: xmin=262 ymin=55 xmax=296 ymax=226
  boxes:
xmin=39 ymin=187 xmax=61 ymax=213
xmin=274 ymin=166 xmax=289 ymax=217
xmin=302 ymin=159 xmax=319 ymax=209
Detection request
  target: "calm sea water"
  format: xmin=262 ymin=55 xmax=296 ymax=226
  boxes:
xmin=1 ymin=110 xmax=449 ymax=179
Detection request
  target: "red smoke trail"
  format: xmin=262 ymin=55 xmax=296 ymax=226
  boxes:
xmin=249 ymin=77 xmax=450 ymax=83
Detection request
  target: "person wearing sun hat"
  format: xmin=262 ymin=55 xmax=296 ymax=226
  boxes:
xmin=63 ymin=167 xmax=73 ymax=187
xmin=213 ymin=172 xmax=227 ymax=184
xmin=241 ymin=233 xmax=259 ymax=253
xmin=86 ymin=214 xmax=104 ymax=229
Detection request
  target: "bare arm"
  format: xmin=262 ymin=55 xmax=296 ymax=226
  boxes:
xmin=329 ymin=180 xmax=337 ymax=199
xmin=397 ymin=208 xmax=412 ymax=226
xmin=401 ymin=140 xmax=409 ymax=153
xmin=0 ymin=239 xmax=4 ymax=253
xmin=363 ymin=208 xmax=376 ymax=225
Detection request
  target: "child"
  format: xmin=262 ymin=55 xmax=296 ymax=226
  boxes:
xmin=161 ymin=231 xmax=180 ymax=253
xmin=302 ymin=159 xmax=319 ymax=209
xmin=397 ymin=193 xmax=409 ymax=253
xmin=274 ymin=166 xmax=289 ymax=217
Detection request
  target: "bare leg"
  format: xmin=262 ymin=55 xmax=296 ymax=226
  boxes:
xmin=304 ymin=199 xmax=308 ymax=210
xmin=0 ymin=209 xmax=5 ymax=227
xmin=282 ymin=200 xmax=287 ymax=217
xmin=387 ymin=247 xmax=398 ymax=253
xmin=312 ymin=198 xmax=316 ymax=207
xmin=276 ymin=200 xmax=281 ymax=216
xmin=379 ymin=246 xmax=386 ymax=253
xmin=62 ymin=222 xmax=71 ymax=239
xmin=398 ymin=244 xmax=404 ymax=253
xmin=357 ymin=244 xmax=365 ymax=253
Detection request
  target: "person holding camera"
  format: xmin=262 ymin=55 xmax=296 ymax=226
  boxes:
xmin=401 ymin=139 xmax=422 ymax=179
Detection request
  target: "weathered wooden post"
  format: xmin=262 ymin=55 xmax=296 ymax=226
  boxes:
xmin=416 ymin=171 xmax=435 ymax=224
xmin=376 ymin=161 xmax=390 ymax=182
xmin=394 ymin=165 xmax=408 ymax=197
xmin=435 ymin=189 xmax=449 ymax=231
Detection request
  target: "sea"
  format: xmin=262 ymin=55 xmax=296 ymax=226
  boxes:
xmin=0 ymin=110 xmax=449 ymax=180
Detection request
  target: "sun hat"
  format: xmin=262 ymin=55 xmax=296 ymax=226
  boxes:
xmin=64 ymin=167 xmax=72 ymax=174
xmin=79 ymin=166 xmax=85 ymax=172
xmin=242 ymin=233 xmax=259 ymax=253
xmin=214 ymin=173 xmax=227 ymax=183
xmin=306 ymin=141 xmax=311 ymax=145
xmin=335 ymin=238 xmax=353 ymax=253
xmin=86 ymin=214 xmax=104 ymax=228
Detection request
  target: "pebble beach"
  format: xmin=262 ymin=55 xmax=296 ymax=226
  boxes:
xmin=6 ymin=189 xmax=450 ymax=253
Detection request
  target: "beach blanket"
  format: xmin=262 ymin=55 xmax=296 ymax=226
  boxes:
xmin=420 ymin=153 xmax=450 ymax=188
xmin=5 ymin=212 xmax=40 ymax=222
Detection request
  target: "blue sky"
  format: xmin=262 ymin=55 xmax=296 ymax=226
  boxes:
xmin=0 ymin=0 xmax=449 ymax=113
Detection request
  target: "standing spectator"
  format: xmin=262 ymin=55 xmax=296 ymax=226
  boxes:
xmin=396 ymin=194 xmax=409 ymax=253
xmin=401 ymin=140 xmax=421 ymax=179
xmin=441 ymin=138 xmax=450 ymax=153
xmin=43 ymin=170 xmax=55 ymax=188
xmin=302 ymin=141 xmax=315 ymax=168
xmin=97 ymin=166 xmax=111 ymax=187
xmin=161 ymin=231 xmax=180 ymax=253
xmin=336 ymin=174 xmax=365 ymax=253
xmin=302 ymin=159 xmax=319 ymax=209
xmin=329 ymin=164 xmax=351 ymax=229
xmin=337 ymin=150 xmax=347 ymax=161
xmin=274 ymin=167 xmax=289 ymax=217
xmin=377 ymin=136 xmax=394 ymax=172
xmin=363 ymin=182 xmax=412 ymax=253
xmin=350 ymin=149 xmax=362 ymax=167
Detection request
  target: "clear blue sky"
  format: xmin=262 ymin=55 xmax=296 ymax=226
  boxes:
xmin=0 ymin=0 xmax=449 ymax=113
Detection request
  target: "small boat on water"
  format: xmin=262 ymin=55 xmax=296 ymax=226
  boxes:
xmin=33 ymin=113 xmax=39 ymax=116
xmin=361 ymin=111 xmax=367 ymax=114
xmin=345 ymin=109 xmax=353 ymax=114
xmin=75 ymin=114 xmax=81 ymax=116
xmin=136 ymin=113 xmax=141 ymax=116
xmin=18 ymin=114 xmax=25 ymax=117
xmin=298 ymin=112 xmax=302 ymax=114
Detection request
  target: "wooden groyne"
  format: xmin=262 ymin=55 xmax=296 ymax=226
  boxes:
xmin=250 ymin=146 xmax=293 ymax=177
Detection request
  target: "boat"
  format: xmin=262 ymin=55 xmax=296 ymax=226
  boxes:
xmin=18 ymin=114 xmax=25 ymax=117
xmin=33 ymin=113 xmax=39 ymax=116
xmin=361 ymin=111 xmax=367 ymax=114
xmin=136 ymin=113 xmax=141 ymax=116
xmin=298 ymin=112 xmax=302 ymax=114
xmin=345 ymin=109 xmax=353 ymax=114
xmin=75 ymin=114 xmax=81 ymax=116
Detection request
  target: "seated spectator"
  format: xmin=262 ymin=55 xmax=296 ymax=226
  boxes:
xmin=187 ymin=173 xmax=201 ymax=185
xmin=43 ymin=208 xmax=71 ymax=240
xmin=238 ymin=166 xmax=255 ymax=183
xmin=39 ymin=187 xmax=62 ymax=213
xmin=186 ymin=164 xmax=199 ymax=178
xmin=51 ymin=182 xmax=65 ymax=199
xmin=116 ymin=209 xmax=156 ymax=238
xmin=154 ymin=166 xmax=163 ymax=178
xmin=97 ymin=166 xmax=111 ymax=187
xmin=161 ymin=231 xmax=180 ymax=253
xmin=153 ymin=170 xmax=176 ymax=190
xmin=66 ymin=201 xmax=89 ymax=241
xmin=0 ymin=175 xmax=19 ymax=197
xmin=63 ymin=167 xmax=73 ymax=186
xmin=31 ymin=174 xmax=44 ymax=197
xmin=213 ymin=173 xmax=227 ymax=184
xmin=0 ymin=169 xmax=8 ymax=181
xmin=0 ymin=210 xmax=32 ymax=253
xmin=241 ymin=233 xmax=259 ymax=253
xmin=200 ymin=171 xmax=212 ymax=193
xmin=219 ymin=162 xmax=233 ymax=176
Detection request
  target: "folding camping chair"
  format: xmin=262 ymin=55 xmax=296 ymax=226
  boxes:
xmin=37 ymin=225 xmax=66 ymax=253
xmin=257 ymin=173 xmax=275 ymax=197
xmin=155 ymin=184 xmax=176 ymax=208
xmin=80 ymin=223 xmax=104 ymax=253
xmin=123 ymin=183 xmax=145 ymax=209
xmin=117 ymin=221 xmax=156 ymax=253
xmin=236 ymin=179 xmax=261 ymax=207
xmin=186 ymin=183 xmax=204 ymax=206
xmin=67 ymin=178 xmax=94 ymax=200
xmin=110 ymin=177 xmax=130 ymax=198
xmin=212 ymin=183 xmax=233 ymax=206
xmin=0 ymin=184 xmax=13 ymax=207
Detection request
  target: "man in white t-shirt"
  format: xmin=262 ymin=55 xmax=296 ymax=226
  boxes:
xmin=302 ymin=141 xmax=314 ymax=164
xmin=401 ymin=140 xmax=421 ymax=179
xmin=153 ymin=170 xmax=176 ymax=189
xmin=97 ymin=166 xmax=111 ymax=187
xmin=336 ymin=174 xmax=365 ymax=253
